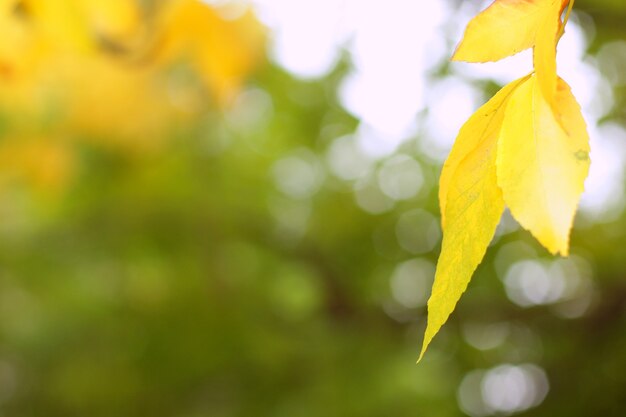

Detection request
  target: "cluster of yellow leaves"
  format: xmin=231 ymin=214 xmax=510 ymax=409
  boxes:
xmin=419 ymin=0 xmax=590 ymax=361
xmin=0 ymin=0 xmax=264 ymax=196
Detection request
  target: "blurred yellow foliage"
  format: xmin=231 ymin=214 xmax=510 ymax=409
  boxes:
xmin=0 ymin=137 xmax=75 ymax=196
xmin=156 ymin=0 xmax=264 ymax=105
xmin=0 ymin=0 xmax=264 ymax=195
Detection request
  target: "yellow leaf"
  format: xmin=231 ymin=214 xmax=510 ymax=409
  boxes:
xmin=0 ymin=137 xmax=75 ymax=196
xmin=156 ymin=0 xmax=265 ymax=105
xmin=533 ymin=0 xmax=562 ymax=108
xmin=439 ymin=75 xmax=529 ymax=228
xmin=0 ymin=0 xmax=48 ymax=81
xmin=497 ymin=75 xmax=590 ymax=256
xmin=60 ymin=55 xmax=180 ymax=147
xmin=25 ymin=0 xmax=94 ymax=52
xmin=419 ymin=76 xmax=528 ymax=362
xmin=23 ymin=0 xmax=147 ymax=55
xmin=452 ymin=0 xmax=568 ymax=63
xmin=80 ymin=0 xmax=147 ymax=54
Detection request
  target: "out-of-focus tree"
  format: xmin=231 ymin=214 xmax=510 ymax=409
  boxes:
xmin=0 ymin=0 xmax=263 ymax=197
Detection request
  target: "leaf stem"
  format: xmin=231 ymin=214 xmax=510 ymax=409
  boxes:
xmin=558 ymin=0 xmax=575 ymax=39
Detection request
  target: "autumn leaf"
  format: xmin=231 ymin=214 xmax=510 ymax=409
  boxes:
xmin=0 ymin=136 xmax=75 ymax=197
xmin=81 ymin=0 xmax=145 ymax=50
xmin=420 ymin=75 xmax=530 ymax=362
xmin=420 ymin=1 xmax=589 ymax=361
xmin=439 ymin=75 xmax=530 ymax=229
xmin=22 ymin=0 xmax=147 ymax=54
xmin=25 ymin=0 xmax=94 ymax=52
xmin=452 ymin=0 xmax=568 ymax=64
xmin=155 ymin=0 xmax=265 ymax=105
xmin=533 ymin=0 xmax=564 ymax=108
xmin=497 ymin=75 xmax=590 ymax=256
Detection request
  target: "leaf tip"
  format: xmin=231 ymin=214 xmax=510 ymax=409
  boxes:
xmin=416 ymin=334 xmax=433 ymax=364
xmin=537 ymin=232 xmax=571 ymax=257
xmin=555 ymin=243 xmax=570 ymax=257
